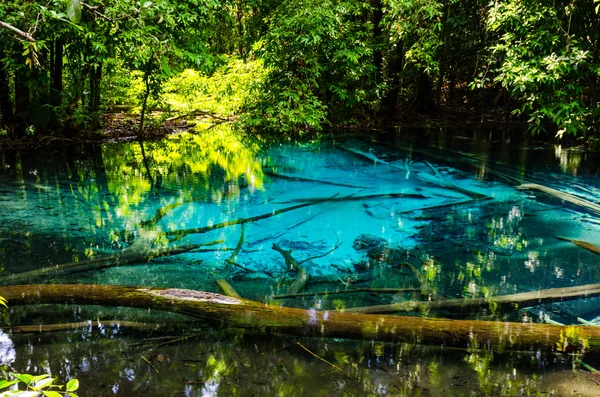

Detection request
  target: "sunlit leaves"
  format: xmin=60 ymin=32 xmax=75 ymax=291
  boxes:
xmin=0 ymin=373 xmax=79 ymax=397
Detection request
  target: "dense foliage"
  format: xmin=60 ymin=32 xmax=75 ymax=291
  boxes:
xmin=0 ymin=0 xmax=599 ymax=136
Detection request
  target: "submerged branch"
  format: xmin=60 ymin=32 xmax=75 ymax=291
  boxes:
xmin=6 ymin=320 xmax=163 ymax=333
xmin=1 ymin=284 xmax=599 ymax=353
xmin=216 ymin=279 xmax=241 ymax=298
xmin=272 ymin=243 xmax=310 ymax=294
xmin=263 ymin=169 xmax=364 ymax=189
xmin=166 ymin=194 xmax=340 ymax=238
xmin=334 ymin=144 xmax=487 ymax=199
xmin=0 ymin=243 xmax=223 ymax=285
xmin=554 ymin=236 xmax=600 ymax=255
xmin=516 ymin=183 xmax=600 ymax=216
xmin=273 ymin=287 xmax=420 ymax=299
xmin=346 ymin=282 xmax=600 ymax=314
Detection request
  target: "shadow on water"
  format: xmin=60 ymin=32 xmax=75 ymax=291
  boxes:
xmin=1 ymin=125 xmax=600 ymax=395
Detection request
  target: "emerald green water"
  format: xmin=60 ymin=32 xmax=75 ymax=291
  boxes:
xmin=1 ymin=126 xmax=600 ymax=396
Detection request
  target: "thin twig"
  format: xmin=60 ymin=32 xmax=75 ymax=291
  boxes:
xmin=141 ymin=355 xmax=159 ymax=373
xmin=296 ymin=342 xmax=352 ymax=379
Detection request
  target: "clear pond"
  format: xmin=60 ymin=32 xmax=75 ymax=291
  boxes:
xmin=1 ymin=126 xmax=600 ymax=396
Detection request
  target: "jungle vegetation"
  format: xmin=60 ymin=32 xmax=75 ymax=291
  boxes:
xmin=0 ymin=0 xmax=599 ymax=137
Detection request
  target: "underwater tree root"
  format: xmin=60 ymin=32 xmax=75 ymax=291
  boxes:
xmin=346 ymin=282 xmax=600 ymax=314
xmin=2 ymin=284 xmax=600 ymax=353
xmin=272 ymin=243 xmax=310 ymax=294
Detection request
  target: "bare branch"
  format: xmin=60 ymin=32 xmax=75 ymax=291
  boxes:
xmin=0 ymin=21 xmax=35 ymax=42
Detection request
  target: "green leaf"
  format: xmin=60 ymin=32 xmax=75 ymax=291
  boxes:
xmin=30 ymin=377 xmax=54 ymax=391
xmin=65 ymin=379 xmax=79 ymax=392
xmin=42 ymin=391 xmax=63 ymax=397
xmin=0 ymin=380 xmax=19 ymax=390
xmin=143 ymin=1 xmax=153 ymax=8
xmin=15 ymin=374 xmax=34 ymax=385
xmin=66 ymin=0 xmax=82 ymax=23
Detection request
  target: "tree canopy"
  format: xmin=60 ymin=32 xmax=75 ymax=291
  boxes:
xmin=0 ymin=0 xmax=599 ymax=137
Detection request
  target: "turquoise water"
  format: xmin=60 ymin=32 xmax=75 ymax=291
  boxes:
xmin=1 ymin=126 xmax=600 ymax=395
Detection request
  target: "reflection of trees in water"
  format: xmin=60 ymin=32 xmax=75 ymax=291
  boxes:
xmin=6 ymin=326 xmax=588 ymax=397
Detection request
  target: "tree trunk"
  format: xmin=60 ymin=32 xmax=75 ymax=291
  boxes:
xmin=436 ymin=0 xmax=450 ymax=107
xmin=1 ymin=284 xmax=599 ymax=353
xmin=14 ymin=66 xmax=29 ymax=130
xmin=372 ymin=0 xmax=383 ymax=82
xmin=383 ymin=43 xmax=404 ymax=116
xmin=52 ymin=38 xmax=64 ymax=94
xmin=416 ymin=67 xmax=434 ymax=112
xmin=0 ymin=50 xmax=12 ymax=121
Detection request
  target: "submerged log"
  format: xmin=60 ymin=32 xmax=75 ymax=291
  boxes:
xmin=346 ymin=282 xmax=600 ymax=314
xmin=516 ymin=183 xmax=600 ymax=216
xmin=1 ymin=284 xmax=600 ymax=353
xmin=554 ymin=236 xmax=600 ymax=256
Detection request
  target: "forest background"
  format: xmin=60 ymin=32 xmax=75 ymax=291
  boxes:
xmin=1 ymin=0 xmax=599 ymax=139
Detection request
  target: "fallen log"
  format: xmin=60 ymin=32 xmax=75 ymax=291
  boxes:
xmin=554 ymin=236 xmax=600 ymax=256
xmin=166 ymin=109 xmax=230 ymax=123
xmin=1 ymin=284 xmax=600 ymax=353
xmin=345 ymin=282 xmax=600 ymax=314
xmin=516 ymin=184 xmax=600 ymax=216
xmin=0 ymin=243 xmax=223 ymax=285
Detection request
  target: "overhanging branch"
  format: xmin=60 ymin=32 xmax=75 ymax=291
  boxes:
xmin=0 ymin=21 xmax=35 ymax=42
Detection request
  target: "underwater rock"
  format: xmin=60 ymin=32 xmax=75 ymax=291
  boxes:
xmin=352 ymin=234 xmax=386 ymax=251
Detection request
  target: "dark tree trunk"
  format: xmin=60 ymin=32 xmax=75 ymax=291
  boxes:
xmin=416 ymin=68 xmax=434 ymax=112
xmin=590 ymin=8 xmax=600 ymax=109
xmin=436 ymin=0 xmax=450 ymax=107
xmin=383 ymin=43 xmax=404 ymax=117
xmin=14 ymin=66 xmax=29 ymax=121
xmin=52 ymin=38 xmax=64 ymax=93
xmin=0 ymin=51 xmax=12 ymax=121
xmin=372 ymin=0 xmax=383 ymax=81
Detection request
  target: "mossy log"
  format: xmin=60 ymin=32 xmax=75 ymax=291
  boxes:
xmin=1 ymin=284 xmax=600 ymax=353
xmin=346 ymin=282 xmax=600 ymax=314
